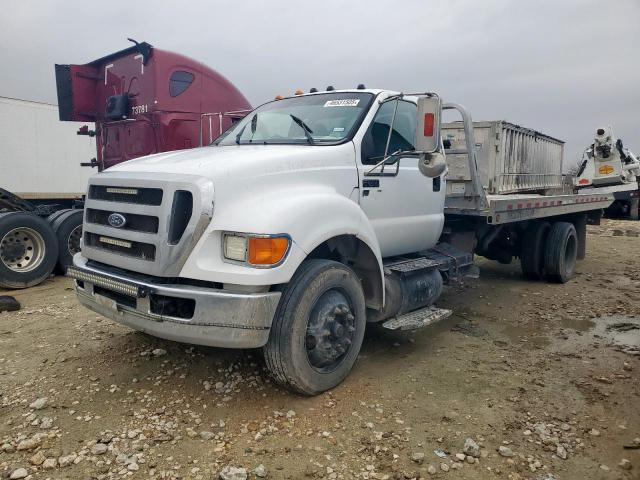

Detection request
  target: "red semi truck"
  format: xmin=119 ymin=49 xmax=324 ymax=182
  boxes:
xmin=0 ymin=40 xmax=250 ymax=289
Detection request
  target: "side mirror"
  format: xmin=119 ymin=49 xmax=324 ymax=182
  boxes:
xmin=418 ymin=152 xmax=447 ymax=178
xmin=415 ymin=95 xmax=442 ymax=153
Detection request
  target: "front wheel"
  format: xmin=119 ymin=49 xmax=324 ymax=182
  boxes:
xmin=263 ymin=259 xmax=366 ymax=395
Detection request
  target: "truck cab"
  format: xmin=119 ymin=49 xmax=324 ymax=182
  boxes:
xmin=55 ymin=41 xmax=251 ymax=170
xmin=68 ymin=88 xmax=464 ymax=395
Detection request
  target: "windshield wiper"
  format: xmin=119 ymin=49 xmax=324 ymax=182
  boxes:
xmin=235 ymin=114 xmax=257 ymax=145
xmin=290 ymin=114 xmax=315 ymax=145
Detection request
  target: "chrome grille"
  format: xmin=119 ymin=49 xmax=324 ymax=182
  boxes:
xmin=88 ymin=185 xmax=163 ymax=205
xmin=84 ymin=232 xmax=156 ymax=261
xmin=86 ymin=208 xmax=159 ymax=233
xmin=81 ymin=172 xmax=214 ymax=277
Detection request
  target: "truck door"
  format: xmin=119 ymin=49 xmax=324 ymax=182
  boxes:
xmin=357 ymin=99 xmax=445 ymax=257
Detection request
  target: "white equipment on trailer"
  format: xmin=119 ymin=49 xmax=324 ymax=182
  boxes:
xmin=574 ymin=126 xmax=640 ymax=220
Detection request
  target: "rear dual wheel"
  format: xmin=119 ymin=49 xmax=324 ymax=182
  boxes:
xmin=263 ymin=259 xmax=366 ymax=396
xmin=544 ymin=222 xmax=578 ymax=283
xmin=520 ymin=221 xmax=551 ymax=279
xmin=520 ymin=220 xmax=578 ymax=283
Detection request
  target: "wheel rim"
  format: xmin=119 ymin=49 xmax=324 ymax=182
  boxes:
xmin=0 ymin=227 xmax=46 ymax=273
xmin=67 ymin=224 xmax=82 ymax=256
xmin=305 ymin=289 xmax=356 ymax=373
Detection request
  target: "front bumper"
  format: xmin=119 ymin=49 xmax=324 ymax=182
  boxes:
xmin=69 ymin=255 xmax=281 ymax=348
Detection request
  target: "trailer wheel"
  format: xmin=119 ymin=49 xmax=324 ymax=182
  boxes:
xmin=263 ymin=259 xmax=366 ymax=396
xmin=544 ymin=222 xmax=578 ymax=284
xmin=0 ymin=212 xmax=58 ymax=289
xmin=46 ymin=209 xmax=70 ymax=225
xmin=520 ymin=221 xmax=550 ymax=279
xmin=51 ymin=209 xmax=83 ymax=272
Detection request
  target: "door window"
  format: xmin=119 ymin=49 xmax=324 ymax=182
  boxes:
xmin=362 ymin=100 xmax=417 ymax=164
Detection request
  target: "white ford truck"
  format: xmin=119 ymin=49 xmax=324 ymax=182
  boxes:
xmin=69 ymin=88 xmax=621 ymax=395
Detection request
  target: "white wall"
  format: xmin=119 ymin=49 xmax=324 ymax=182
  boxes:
xmin=0 ymin=96 xmax=96 ymax=198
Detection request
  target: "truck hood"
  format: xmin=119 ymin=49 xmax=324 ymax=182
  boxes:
xmin=105 ymin=144 xmax=356 ymax=182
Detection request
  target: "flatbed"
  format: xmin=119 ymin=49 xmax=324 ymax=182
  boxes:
xmin=447 ymin=191 xmax=614 ymax=224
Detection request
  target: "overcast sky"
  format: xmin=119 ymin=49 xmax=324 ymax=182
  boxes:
xmin=1 ymin=0 xmax=638 ymax=165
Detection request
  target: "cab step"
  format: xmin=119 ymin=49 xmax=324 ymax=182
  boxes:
xmin=381 ymin=306 xmax=452 ymax=331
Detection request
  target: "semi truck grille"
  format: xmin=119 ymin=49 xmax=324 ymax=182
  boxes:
xmin=85 ymin=232 xmax=156 ymax=261
xmin=88 ymin=185 xmax=163 ymax=205
xmin=86 ymin=208 xmax=159 ymax=234
xmin=81 ymin=173 xmax=213 ymax=277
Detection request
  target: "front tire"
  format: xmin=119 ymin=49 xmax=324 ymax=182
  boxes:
xmin=263 ymin=259 xmax=366 ymax=395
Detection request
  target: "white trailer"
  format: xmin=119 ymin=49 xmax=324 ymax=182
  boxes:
xmin=0 ymin=96 xmax=95 ymax=288
xmin=0 ymin=96 xmax=95 ymax=199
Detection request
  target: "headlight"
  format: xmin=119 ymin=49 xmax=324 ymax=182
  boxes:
xmin=223 ymin=233 xmax=290 ymax=267
xmin=223 ymin=235 xmax=248 ymax=262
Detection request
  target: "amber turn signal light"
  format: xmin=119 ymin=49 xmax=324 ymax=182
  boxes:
xmin=248 ymin=236 xmax=290 ymax=265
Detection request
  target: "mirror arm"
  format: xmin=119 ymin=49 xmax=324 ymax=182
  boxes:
xmin=380 ymin=99 xmax=400 ymax=175
xmin=364 ymin=149 xmax=405 ymax=176
xmin=365 ymin=152 xmax=395 ymax=176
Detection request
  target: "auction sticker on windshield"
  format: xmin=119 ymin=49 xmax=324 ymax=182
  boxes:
xmin=324 ymin=99 xmax=360 ymax=107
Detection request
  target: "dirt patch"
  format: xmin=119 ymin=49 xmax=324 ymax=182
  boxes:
xmin=1 ymin=219 xmax=639 ymax=480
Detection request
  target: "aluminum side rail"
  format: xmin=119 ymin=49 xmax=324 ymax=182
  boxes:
xmin=445 ymin=191 xmax=615 ymax=225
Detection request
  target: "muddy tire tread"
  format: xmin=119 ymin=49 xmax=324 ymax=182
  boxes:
xmin=263 ymin=259 xmax=366 ymax=395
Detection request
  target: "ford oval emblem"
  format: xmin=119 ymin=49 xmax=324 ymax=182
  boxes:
xmin=107 ymin=213 xmax=127 ymax=228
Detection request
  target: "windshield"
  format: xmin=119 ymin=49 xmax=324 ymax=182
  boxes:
xmin=213 ymin=92 xmax=374 ymax=146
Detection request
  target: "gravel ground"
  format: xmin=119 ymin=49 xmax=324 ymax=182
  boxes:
xmin=1 ymin=219 xmax=639 ymax=480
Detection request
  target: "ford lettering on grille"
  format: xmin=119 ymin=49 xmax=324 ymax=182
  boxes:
xmin=107 ymin=213 xmax=127 ymax=228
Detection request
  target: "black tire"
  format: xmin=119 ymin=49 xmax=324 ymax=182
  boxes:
xmin=46 ymin=209 xmax=71 ymax=226
xmin=630 ymin=198 xmax=639 ymax=221
xmin=0 ymin=212 xmax=58 ymax=289
xmin=51 ymin=209 xmax=83 ymax=273
xmin=544 ymin=222 xmax=578 ymax=283
xmin=263 ymin=259 xmax=366 ymax=396
xmin=520 ymin=221 xmax=551 ymax=280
